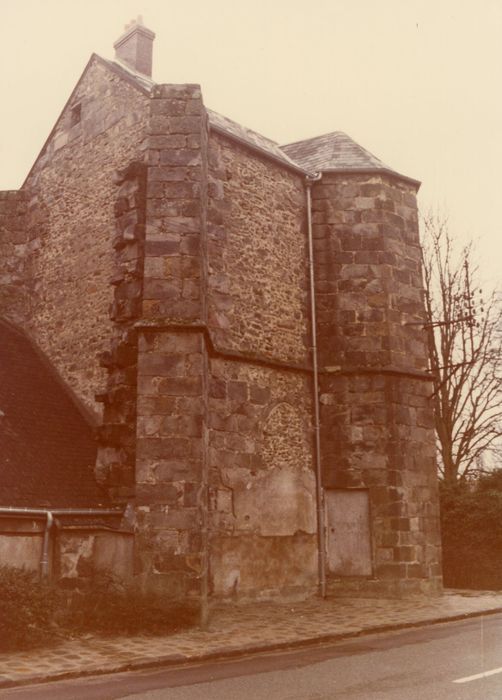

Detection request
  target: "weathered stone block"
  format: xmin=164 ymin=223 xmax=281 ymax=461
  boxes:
xmin=137 ymin=437 xmax=193 ymax=460
xmin=157 ymin=377 xmax=202 ymax=396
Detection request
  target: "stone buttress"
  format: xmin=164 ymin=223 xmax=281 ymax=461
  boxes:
xmin=134 ymin=84 xmax=209 ymax=600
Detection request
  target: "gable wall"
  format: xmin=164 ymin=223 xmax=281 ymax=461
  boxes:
xmin=23 ymin=60 xmax=149 ymax=416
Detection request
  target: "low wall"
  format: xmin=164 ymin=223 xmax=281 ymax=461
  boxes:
xmin=0 ymin=521 xmax=133 ymax=583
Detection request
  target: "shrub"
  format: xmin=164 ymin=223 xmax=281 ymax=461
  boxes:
xmin=0 ymin=566 xmax=197 ymax=651
xmin=440 ymin=473 xmax=502 ymax=589
xmin=64 ymin=571 xmax=197 ymax=636
xmin=0 ymin=565 xmax=64 ymax=651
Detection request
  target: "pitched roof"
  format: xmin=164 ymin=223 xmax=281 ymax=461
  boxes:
xmin=282 ymin=131 xmax=420 ymax=185
xmin=99 ymin=57 xmax=308 ymax=174
xmin=207 ymin=109 xmax=306 ymax=173
xmin=0 ymin=320 xmax=106 ymax=508
xmin=25 ymin=53 xmax=416 ymax=194
xmin=99 ymin=55 xmax=155 ymax=94
xmin=57 ymin=56 xmax=418 ymax=182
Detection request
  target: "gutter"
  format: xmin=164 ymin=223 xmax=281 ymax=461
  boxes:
xmin=305 ymin=173 xmax=327 ymax=598
xmin=0 ymin=507 xmax=123 ymax=579
xmin=320 ymin=167 xmax=421 ymax=190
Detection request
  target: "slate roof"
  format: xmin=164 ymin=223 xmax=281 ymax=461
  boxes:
xmin=27 ymin=52 xmax=417 ymax=191
xmin=282 ymin=131 xmax=420 ymax=184
xmin=0 ymin=320 xmax=106 ymax=508
xmin=100 ymin=57 xmax=308 ymax=174
xmin=100 ymin=55 xmax=155 ymax=94
xmin=207 ymin=109 xmax=306 ymax=173
xmin=96 ymin=57 xmax=418 ymax=182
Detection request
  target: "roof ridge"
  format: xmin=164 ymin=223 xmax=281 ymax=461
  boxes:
xmin=341 ymin=133 xmax=389 ymax=169
xmin=206 ymin=108 xmax=280 ymax=148
xmin=281 ymin=131 xmax=345 ymax=149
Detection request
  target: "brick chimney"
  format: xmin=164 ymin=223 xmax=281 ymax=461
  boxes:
xmin=114 ymin=16 xmax=155 ymax=77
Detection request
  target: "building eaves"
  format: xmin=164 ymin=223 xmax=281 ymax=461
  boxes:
xmin=98 ymin=60 xmax=309 ymax=174
xmin=207 ymin=109 xmax=310 ymax=176
xmin=100 ymin=57 xmax=311 ymax=175
xmin=22 ymin=53 xmax=310 ymax=185
xmin=281 ymin=131 xmax=420 ymax=188
xmin=21 ymin=52 xmax=417 ymax=190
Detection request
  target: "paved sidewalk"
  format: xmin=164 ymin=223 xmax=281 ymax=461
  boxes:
xmin=1 ymin=589 xmax=502 ymax=690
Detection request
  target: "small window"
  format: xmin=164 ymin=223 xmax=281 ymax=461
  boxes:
xmin=70 ymin=103 xmax=81 ymax=127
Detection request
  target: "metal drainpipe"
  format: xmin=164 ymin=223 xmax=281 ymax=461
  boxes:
xmin=306 ymin=173 xmax=327 ymax=599
xmin=0 ymin=507 xmax=123 ymax=580
xmin=40 ymin=511 xmax=53 ymax=579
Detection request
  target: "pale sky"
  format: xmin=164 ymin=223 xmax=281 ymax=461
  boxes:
xmin=1 ymin=0 xmax=500 ymax=286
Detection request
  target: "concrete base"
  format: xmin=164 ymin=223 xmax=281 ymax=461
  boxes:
xmin=327 ymin=575 xmax=443 ymax=599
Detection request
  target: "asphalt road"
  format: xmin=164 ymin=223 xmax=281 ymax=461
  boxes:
xmin=2 ymin=614 xmax=502 ymax=699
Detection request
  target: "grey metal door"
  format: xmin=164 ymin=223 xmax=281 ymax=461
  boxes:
xmin=326 ymin=489 xmax=372 ymax=576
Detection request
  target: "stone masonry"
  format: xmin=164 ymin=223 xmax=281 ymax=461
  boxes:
xmin=133 ymin=84 xmax=209 ymax=600
xmin=0 ymin=190 xmax=29 ymax=325
xmin=312 ymin=173 xmax=441 ymax=594
xmin=95 ymin=161 xmax=147 ymax=503
xmin=0 ymin=20 xmax=442 ymax=603
xmin=22 ymin=58 xmax=149 ymax=417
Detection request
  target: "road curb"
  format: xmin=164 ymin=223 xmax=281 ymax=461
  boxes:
xmin=2 ymin=606 xmax=502 ymax=691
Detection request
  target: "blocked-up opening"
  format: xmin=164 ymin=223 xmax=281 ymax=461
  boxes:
xmin=326 ymin=489 xmax=372 ymax=576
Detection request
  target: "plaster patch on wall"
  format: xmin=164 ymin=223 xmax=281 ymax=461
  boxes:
xmin=59 ymin=535 xmax=94 ymax=579
xmin=221 ymin=466 xmax=316 ymax=537
xmin=0 ymin=535 xmax=41 ymax=571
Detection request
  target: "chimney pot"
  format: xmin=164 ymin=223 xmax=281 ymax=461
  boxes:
xmin=114 ymin=19 xmax=155 ymax=77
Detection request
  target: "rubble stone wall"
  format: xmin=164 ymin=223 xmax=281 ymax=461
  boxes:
xmin=0 ymin=190 xmax=29 ymax=325
xmin=312 ymin=173 xmax=442 ymax=594
xmin=208 ymin=357 xmax=317 ymax=599
xmin=205 ymin=135 xmax=318 ymax=598
xmin=207 ymin=133 xmax=309 ymax=365
xmin=23 ymin=59 xmax=149 ymax=416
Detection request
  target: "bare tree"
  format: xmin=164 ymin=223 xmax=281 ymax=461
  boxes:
xmin=421 ymin=213 xmax=502 ymax=484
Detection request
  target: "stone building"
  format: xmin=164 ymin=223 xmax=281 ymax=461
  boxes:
xmin=0 ymin=19 xmax=442 ymax=602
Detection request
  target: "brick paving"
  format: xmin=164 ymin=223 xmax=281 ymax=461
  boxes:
xmin=1 ymin=589 xmax=502 ymax=689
